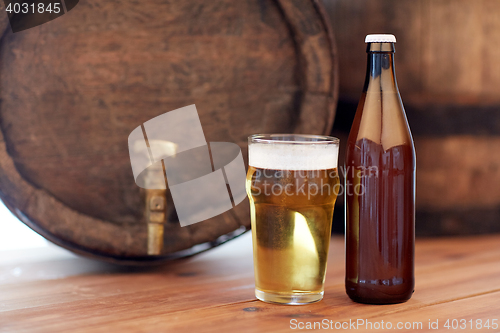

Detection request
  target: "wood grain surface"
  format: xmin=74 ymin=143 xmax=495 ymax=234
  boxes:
xmin=1 ymin=234 xmax=499 ymax=332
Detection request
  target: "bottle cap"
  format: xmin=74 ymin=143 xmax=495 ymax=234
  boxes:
xmin=365 ymin=34 xmax=396 ymax=43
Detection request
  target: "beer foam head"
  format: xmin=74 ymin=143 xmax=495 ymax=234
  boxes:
xmin=249 ymin=143 xmax=339 ymax=170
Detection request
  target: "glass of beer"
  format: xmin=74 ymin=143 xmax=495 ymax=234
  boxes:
xmin=246 ymin=134 xmax=340 ymax=305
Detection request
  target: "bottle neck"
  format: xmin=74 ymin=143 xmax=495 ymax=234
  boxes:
xmin=363 ymin=42 xmax=398 ymax=93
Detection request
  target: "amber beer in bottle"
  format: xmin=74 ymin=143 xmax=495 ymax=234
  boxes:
xmin=345 ymin=34 xmax=416 ymax=304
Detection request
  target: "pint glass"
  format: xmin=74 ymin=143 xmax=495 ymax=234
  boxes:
xmin=246 ymin=134 xmax=340 ymax=304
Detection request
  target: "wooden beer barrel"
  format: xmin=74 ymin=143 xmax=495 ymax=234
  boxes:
xmin=0 ymin=0 xmax=338 ymax=264
xmin=323 ymin=0 xmax=500 ymax=236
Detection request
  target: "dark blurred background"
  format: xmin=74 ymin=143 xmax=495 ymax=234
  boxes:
xmin=323 ymin=0 xmax=500 ymax=236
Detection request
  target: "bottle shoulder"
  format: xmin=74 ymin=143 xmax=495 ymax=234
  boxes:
xmin=347 ymin=91 xmax=414 ymax=151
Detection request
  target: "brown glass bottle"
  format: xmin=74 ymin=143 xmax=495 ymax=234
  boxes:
xmin=345 ymin=35 xmax=415 ymax=304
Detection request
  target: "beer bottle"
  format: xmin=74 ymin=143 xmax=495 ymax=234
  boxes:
xmin=345 ymin=34 xmax=416 ymax=304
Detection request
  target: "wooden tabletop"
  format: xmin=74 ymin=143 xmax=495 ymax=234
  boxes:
xmin=1 ymin=233 xmax=499 ymax=332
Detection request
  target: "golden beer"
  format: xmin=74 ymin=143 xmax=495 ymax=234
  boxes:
xmin=246 ymin=135 xmax=340 ymax=304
